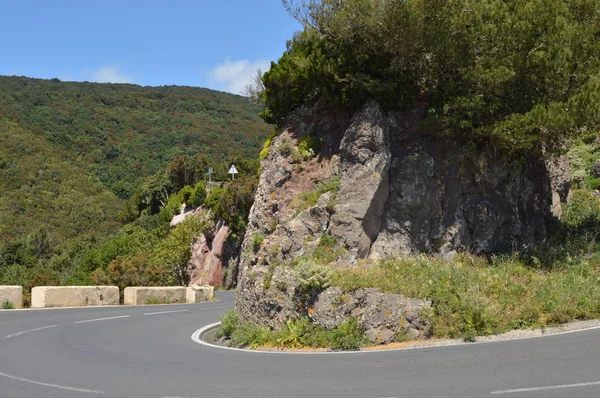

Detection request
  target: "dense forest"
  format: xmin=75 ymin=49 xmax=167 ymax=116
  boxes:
xmin=0 ymin=76 xmax=271 ymax=303
xmin=263 ymin=0 xmax=600 ymax=154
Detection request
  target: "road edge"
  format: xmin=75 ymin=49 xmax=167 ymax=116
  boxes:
xmin=192 ymin=320 xmax=600 ymax=355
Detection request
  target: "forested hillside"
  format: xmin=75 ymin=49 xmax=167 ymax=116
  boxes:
xmin=0 ymin=76 xmax=270 ymax=239
xmin=0 ymin=76 xmax=271 ymax=300
xmin=0 ymin=76 xmax=270 ymax=199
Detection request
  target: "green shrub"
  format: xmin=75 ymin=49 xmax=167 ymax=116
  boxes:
xmin=330 ymin=317 xmax=368 ymax=351
xmin=275 ymin=281 xmax=288 ymax=292
xmin=252 ymin=234 xmax=266 ymax=253
xmin=210 ymin=176 xmax=258 ymax=233
xmin=279 ymin=136 xmax=294 ymax=156
xmin=188 ymin=181 xmax=207 ymax=207
xmin=294 ymin=175 xmax=340 ymax=215
xmin=204 ymin=185 xmax=224 ymax=211
xmin=147 ymin=212 xmax=214 ymax=286
xmin=215 ymin=309 xmax=240 ymax=339
xmin=262 ymin=1 xmax=600 ymax=154
xmin=230 ymin=323 xmax=271 ymax=349
xmin=313 ymin=233 xmax=345 ymax=263
xmin=331 ymin=252 xmax=600 ymax=339
xmin=297 ymin=134 xmax=322 ymax=160
xmin=269 ymin=218 xmax=278 ymax=232
xmin=2 ymin=300 xmax=15 ymax=309
xmin=260 ymin=130 xmax=280 ymax=161
xmin=394 ymin=328 xmax=411 ymax=343
xmin=263 ymin=263 xmax=276 ymax=290
xmin=274 ymin=318 xmax=314 ymax=348
xmin=214 ymin=311 xmax=369 ymax=351
xmin=585 ymin=177 xmax=600 ymax=191
xmin=295 ymin=260 xmax=332 ymax=297
xmin=562 ymin=190 xmax=600 ymax=229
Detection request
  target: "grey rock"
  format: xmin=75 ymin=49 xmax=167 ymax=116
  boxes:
xmin=546 ymin=156 xmax=572 ymax=218
xmin=310 ymin=287 xmax=431 ymax=342
xmin=406 ymin=328 xmax=420 ymax=340
xmin=370 ymin=140 xmax=553 ymax=258
xmin=330 ymin=100 xmax=391 ymax=259
xmin=591 ymin=159 xmax=600 ymax=178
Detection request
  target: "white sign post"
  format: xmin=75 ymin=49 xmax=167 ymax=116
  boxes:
xmin=205 ymin=167 xmax=213 ymax=183
xmin=228 ymin=164 xmax=238 ymax=181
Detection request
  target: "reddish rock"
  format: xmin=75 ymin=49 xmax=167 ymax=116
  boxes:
xmin=188 ymin=223 xmax=230 ymax=287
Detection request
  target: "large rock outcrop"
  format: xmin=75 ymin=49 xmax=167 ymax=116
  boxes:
xmin=235 ymin=99 xmax=569 ymax=336
xmin=170 ymin=206 xmax=240 ymax=289
xmin=329 ymin=100 xmax=391 ymax=259
xmin=187 ymin=220 xmax=239 ymax=289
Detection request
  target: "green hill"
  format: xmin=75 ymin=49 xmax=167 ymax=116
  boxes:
xmin=0 ymin=120 xmax=122 ymax=243
xmin=0 ymin=76 xmax=270 ymax=241
xmin=0 ymin=76 xmax=271 ymax=200
xmin=0 ymin=76 xmax=271 ymax=292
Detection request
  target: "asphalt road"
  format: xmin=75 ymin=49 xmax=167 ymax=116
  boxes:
xmin=1 ymin=290 xmax=599 ymax=398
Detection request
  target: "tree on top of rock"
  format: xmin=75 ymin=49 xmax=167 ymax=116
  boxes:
xmin=262 ymin=0 xmax=600 ymax=154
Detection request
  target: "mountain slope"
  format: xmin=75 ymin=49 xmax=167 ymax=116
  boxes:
xmin=0 ymin=76 xmax=272 ymax=199
xmin=0 ymin=120 xmax=122 ymax=243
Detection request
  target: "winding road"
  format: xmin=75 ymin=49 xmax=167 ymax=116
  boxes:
xmin=1 ymin=291 xmax=599 ymax=397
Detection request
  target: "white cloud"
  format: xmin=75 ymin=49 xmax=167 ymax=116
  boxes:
xmin=83 ymin=66 xmax=134 ymax=84
xmin=209 ymin=58 xmax=270 ymax=94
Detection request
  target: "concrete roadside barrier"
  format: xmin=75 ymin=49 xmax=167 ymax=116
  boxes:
xmin=31 ymin=286 xmax=119 ymax=308
xmin=124 ymin=287 xmax=187 ymax=305
xmin=0 ymin=285 xmax=23 ymax=309
xmin=186 ymin=286 xmax=214 ymax=303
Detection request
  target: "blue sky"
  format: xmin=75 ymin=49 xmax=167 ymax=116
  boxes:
xmin=1 ymin=0 xmax=302 ymax=93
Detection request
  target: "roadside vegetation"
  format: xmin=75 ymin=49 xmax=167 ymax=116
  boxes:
xmin=215 ymin=310 xmax=368 ymax=351
xmin=333 ymin=250 xmax=600 ymax=340
xmin=2 ymin=300 xmax=15 ymax=310
xmin=216 ymin=161 xmax=600 ymax=348
xmin=264 ymin=0 xmax=600 ymax=157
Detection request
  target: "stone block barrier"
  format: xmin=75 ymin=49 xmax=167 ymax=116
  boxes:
xmin=31 ymin=286 xmax=119 ymax=308
xmin=0 ymin=286 xmax=23 ymax=309
xmin=124 ymin=287 xmax=187 ymax=305
xmin=186 ymin=286 xmax=215 ymax=303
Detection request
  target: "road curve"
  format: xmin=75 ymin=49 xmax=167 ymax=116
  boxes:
xmin=1 ymin=291 xmax=599 ymax=398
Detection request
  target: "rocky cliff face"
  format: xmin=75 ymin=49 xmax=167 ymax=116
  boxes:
xmin=235 ymin=100 xmax=569 ymax=339
xmin=172 ymin=207 xmax=240 ymax=289
xmin=187 ymin=220 xmax=239 ymax=289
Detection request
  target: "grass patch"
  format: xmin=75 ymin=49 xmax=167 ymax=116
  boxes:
xmin=2 ymin=300 xmax=15 ymax=309
xmin=313 ymin=233 xmax=346 ymax=263
xmin=214 ymin=310 xmax=368 ymax=351
xmin=294 ymin=175 xmax=340 ymax=216
xmin=263 ymin=263 xmax=276 ymax=290
xmin=331 ymin=252 xmax=600 ymax=340
xmin=260 ymin=130 xmax=280 ymax=161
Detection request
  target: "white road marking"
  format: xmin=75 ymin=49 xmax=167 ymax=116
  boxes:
xmin=0 ymin=370 xmax=104 ymax=394
xmin=3 ymin=325 xmax=58 ymax=339
xmin=491 ymin=380 xmax=600 ymax=395
xmin=74 ymin=315 xmax=130 ymax=324
xmin=144 ymin=309 xmax=189 ymax=316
